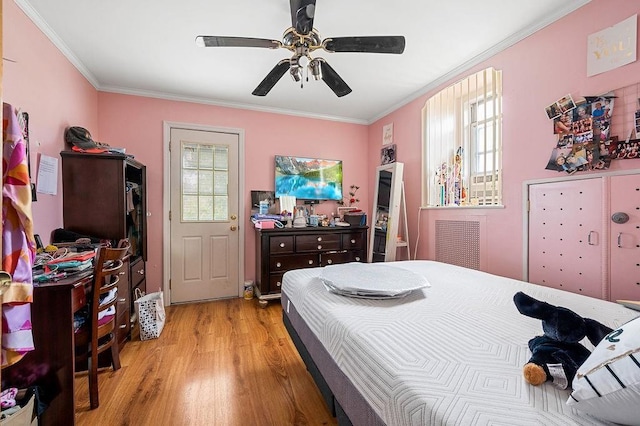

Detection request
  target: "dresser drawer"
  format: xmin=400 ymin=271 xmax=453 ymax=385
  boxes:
xmin=72 ymin=284 xmax=87 ymax=313
xmin=270 ymin=236 xmax=294 ymax=254
xmin=130 ymin=257 xmax=145 ymax=288
xmin=270 ymin=254 xmax=319 ymax=271
xmin=342 ymin=232 xmax=365 ymax=249
xmin=116 ymin=307 xmax=130 ymax=348
xmin=296 ymin=234 xmax=341 ymax=252
xmin=322 ymin=250 xmax=365 ymax=265
xmin=117 ymin=258 xmax=130 ymax=311
xmin=269 ymin=274 xmax=285 ymax=293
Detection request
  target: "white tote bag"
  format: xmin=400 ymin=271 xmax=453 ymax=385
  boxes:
xmin=134 ymin=290 xmax=166 ymax=340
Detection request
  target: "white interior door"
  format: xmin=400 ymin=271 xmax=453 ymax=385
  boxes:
xmin=170 ymin=128 xmax=240 ymax=303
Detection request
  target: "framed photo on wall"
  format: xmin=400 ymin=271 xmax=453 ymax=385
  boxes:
xmin=381 ymin=144 xmax=396 ymax=165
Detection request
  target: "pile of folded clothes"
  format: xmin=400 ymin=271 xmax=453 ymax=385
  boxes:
xmin=33 ymin=249 xmax=96 ymax=283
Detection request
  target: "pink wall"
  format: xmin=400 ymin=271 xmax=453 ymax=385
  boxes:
xmin=369 ymin=0 xmax=640 ymax=280
xmin=3 ymin=0 xmax=99 ymax=242
xmin=96 ymin=93 xmax=369 ymax=292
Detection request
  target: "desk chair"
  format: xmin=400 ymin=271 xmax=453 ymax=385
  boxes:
xmin=75 ymin=240 xmax=130 ymax=409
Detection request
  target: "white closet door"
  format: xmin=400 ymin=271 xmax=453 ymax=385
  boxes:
xmin=609 ymin=174 xmax=640 ymax=301
xmin=528 ymin=178 xmax=604 ymax=298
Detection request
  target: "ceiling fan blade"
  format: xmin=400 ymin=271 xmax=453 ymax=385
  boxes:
xmin=323 ymin=36 xmax=405 ymax=54
xmin=318 ymin=59 xmax=352 ymax=97
xmin=290 ymin=0 xmax=316 ymax=35
xmin=252 ymin=59 xmax=291 ymax=96
xmin=195 ymin=36 xmax=281 ymax=49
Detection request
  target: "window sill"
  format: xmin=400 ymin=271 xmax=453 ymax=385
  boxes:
xmin=421 ymin=204 xmax=505 ymax=210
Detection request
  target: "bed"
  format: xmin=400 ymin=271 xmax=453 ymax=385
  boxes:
xmin=281 ymin=260 xmax=639 ymax=426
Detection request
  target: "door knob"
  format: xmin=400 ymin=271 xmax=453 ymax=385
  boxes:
xmin=230 ymin=214 xmax=237 ymax=220
xmin=230 ymin=225 xmax=238 ymax=231
xmin=611 ymin=212 xmax=629 ymax=224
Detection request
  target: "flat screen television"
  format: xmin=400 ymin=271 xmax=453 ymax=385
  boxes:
xmin=275 ymin=155 xmax=343 ymax=201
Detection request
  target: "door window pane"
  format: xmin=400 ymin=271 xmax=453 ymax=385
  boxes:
xmin=183 ymin=170 xmax=198 ymax=194
xmin=199 ymin=171 xmax=214 ymax=195
xmin=181 ymin=143 xmax=229 ymax=222
xmin=183 ymin=195 xmax=199 ymax=221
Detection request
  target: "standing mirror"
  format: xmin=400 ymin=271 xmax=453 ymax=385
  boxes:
xmin=368 ymin=162 xmax=404 ymax=262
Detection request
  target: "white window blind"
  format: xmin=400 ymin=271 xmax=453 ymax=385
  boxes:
xmin=422 ymin=67 xmax=503 ymax=207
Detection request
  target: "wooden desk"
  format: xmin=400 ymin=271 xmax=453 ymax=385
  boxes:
xmin=2 ymin=272 xmax=92 ymax=426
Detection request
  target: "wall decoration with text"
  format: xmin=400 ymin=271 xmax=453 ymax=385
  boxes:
xmin=587 ymin=14 xmax=637 ymax=77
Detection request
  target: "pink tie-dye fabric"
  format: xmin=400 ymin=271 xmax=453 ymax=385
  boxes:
xmin=2 ymin=103 xmax=36 ymax=367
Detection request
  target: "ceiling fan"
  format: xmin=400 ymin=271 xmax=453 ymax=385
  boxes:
xmin=195 ymin=0 xmax=405 ymax=97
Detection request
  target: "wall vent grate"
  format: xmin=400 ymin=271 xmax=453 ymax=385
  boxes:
xmin=435 ymin=220 xmax=480 ymax=270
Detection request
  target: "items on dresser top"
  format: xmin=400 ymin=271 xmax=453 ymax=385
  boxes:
xmin=33 ymin=249 xmax=97 ymax=283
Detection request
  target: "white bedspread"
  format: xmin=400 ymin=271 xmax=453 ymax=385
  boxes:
xmin=282 ymin=261 xmax=638 ymax=426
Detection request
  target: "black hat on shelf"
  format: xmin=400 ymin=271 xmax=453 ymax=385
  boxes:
xmin=64 ymin=126 xmax=99 ymax=150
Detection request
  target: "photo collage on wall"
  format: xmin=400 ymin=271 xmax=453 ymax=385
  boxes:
xmin=544 ymin=93 xmax=620 ymax=174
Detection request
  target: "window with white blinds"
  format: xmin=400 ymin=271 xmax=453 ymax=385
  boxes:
xmin=422 ymin=67 xmax=503 ymax=207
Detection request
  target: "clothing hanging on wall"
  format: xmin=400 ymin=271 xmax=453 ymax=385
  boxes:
xmin=1 ymin=103 xmax=36 ymax=367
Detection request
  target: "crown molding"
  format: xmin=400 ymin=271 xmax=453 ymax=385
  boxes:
xmin=99 ymin=85 xmax=369 ymax=125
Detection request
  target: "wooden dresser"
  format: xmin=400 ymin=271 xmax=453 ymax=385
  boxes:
xmin=60 ymin=151 xmax=147 ymax=347
xmin=255 ymin=226 xmax=368 ymax=307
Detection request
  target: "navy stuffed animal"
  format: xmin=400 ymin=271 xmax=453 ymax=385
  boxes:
xmin=513 ymin=291 xmax=612 ymax=389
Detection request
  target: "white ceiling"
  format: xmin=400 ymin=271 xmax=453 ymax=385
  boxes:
xmin=16 ymin=0 xmax=590 ymax=124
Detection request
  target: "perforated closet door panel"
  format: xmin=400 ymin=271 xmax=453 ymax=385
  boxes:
xmin=529 ymin=178 xmax=604 ymax=298
xmin=609 ymin=174 xmax=640 ymax=301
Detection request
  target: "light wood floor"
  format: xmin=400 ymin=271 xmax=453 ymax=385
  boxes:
xmin=74 ymin=298 xmax=337 ymax=426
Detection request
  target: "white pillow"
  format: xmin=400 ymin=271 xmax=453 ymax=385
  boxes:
xmin=567 ymin=315 xmax=640 ymax=425
xmin=320 ymin=262 xmax=430 ymax=298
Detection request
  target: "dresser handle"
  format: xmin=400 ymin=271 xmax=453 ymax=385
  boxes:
xmin=119 ymin=271 xmax=126 ymax=275
xmin=138 ymin=269 xmax=144 ymax=275
xmin=276 ymin=262 xmax=282 ymax=268
xmin=317 ymin=245 xmax=322 ymax=250
xmin=327 ymin=259 xmax=333 ymax=265
xmin=119 ymin=324 xmax=127 ymax=329
xmin=118 ymin=298 xmax=126 ymax=303
xmin=355 ymin=257 xmax=361 ymax=261
xmin=308 ymin=260 xmax=314 ymax=265
xmin=317 ymin=237 xmax=322 ymax=242
xmin=276 ymin=281 xmax=282 ymax=287
xmin=280 ymin=242 xmax=285 ymax=248
xmin=351 ymin=239 xmax=356 ymax=244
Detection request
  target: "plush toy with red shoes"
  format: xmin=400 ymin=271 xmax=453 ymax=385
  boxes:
xmin=513 ymin=291 xmax=613 ymax=389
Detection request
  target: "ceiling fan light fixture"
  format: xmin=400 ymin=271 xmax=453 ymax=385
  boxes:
xmin=290 ymin=65 xmax=303 ymax=82
xmin=309 ymin=59 xmax=322 ymax=80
